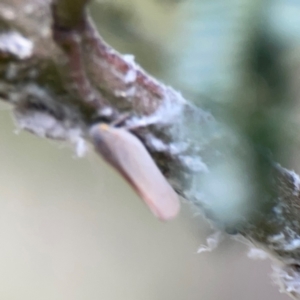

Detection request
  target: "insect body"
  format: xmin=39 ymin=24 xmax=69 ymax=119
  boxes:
xmin=89 ymin=124 xmax=180 ymax=221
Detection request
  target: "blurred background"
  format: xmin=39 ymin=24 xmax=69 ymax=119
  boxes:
xmin=1 ymin=0 xmax=300 ymax=299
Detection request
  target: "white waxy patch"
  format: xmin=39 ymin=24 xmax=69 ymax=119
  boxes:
xmin=127 ymin=96 xmax=185 ymax=129
xmin=75 ymin=139 xmax=87 ymax=157
xmin=123 ymin=68 xmax=137 ymax=83
xmin=290 ymin=170 xmax=300 ymax=195
xmin=268 ymin=232 xmax=285 ymax=244
xmin=123 ymin=54 xmax=135 ymax=64
xmin=272 ymin=264 xmax=300 ymax=299
xmin=179 ymin=155 xmax=209 ymax=173
xmin=197 ymin=231 xmax=224 ymax=253
xmin=16 ymin=111 xmax=66 ymax=138
xmin=0 ymin=31 xmax=33 ymax=59
xmin=90 ymin=124 xmax=180 ymax=221
xmin=284 ymin=239 xmax=300 ymax=251
xmin=125 ymin=86 xmax=136 ymax=97
xmin=13 ymin=91 xmax=86 ymax=157
xmin=0 ymin=6 xmax=15 ymax=20
xmin=110 ymin=54 xmax=137 ymax=85
xmin=15 ymin=110 xmax=87 ymax=157
xmin=277 ymin=165 xmax=300 ymax=196
xmin=114 ymin=86 xmax=136 ymax=98
xmin=146 ymin=133 xmax=169 ymax=152
xmin=247 ymin=248 xmax=269 ymax=260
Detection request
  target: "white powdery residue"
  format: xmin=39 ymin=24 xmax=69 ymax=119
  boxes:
xmin=15 ymin=110 xmax=87 ymax=157
xmin=99 ymin=106 xmax=114 ymax=117
xmin=267 ymin=230 xmax=300 ymax=252
xmin=0 ymin=6 xmax=15 ymax=20
xmin=197 ymin=231 xmax=224 ymax=254
xmin=272 ymin=264 xmax=300 ymax=298
xmin=268 ymin=233 xmax=285 ymax=243
xmin=146 ymin=134 xmax=168 ymax=152
xmin=247 ymin=248 xmax=269 ymax=260
xmin=0 ymin=31 xmax=33 ymax=59
xmin=273 ymin=204 xmax=283 ymax=216
xmin=16 ymin=111 xmax=67 ymax=138
xmin=278 ymin=165 xmax=300 ymax=196
xmin=123 ymin=54 xmax=135 ymax=64
xmin=146 ymin=134 xmax=189 ymax=155
xmin=127 ymin=96 xmax=185 ymax=129
xmin=114 ymin=86 xmax=136 ymax=98
xmin=284 ymin=239 xmax=300 ymax=251
xmin=125 ymin=86 xmax=136 ymax=97
xmin=290 ymin=170 xmax=300 ymax=195
xmin=75 ymin=138 xmax=87 ymax=157
xmin=162 ymin=92 xmax=186 ymax=123
xmin=124 ymin=69 xmax=137 ymax=84
xmin=127 ymin=115 xmax=157 ymax=129
xmin=163 ymin=86 xmax=187 ymax=106
xmin=114 ymin=90 xmax=126 ymax=98
xmin=169 ymin=142 xmax=189 ymax=155
xmin=180 ymin=155 xmax=209 ymax=173
xmin=68 ymin=129 xmax=87 ymax=157
xmin=122 ymin=54 xmax=137 ymax=83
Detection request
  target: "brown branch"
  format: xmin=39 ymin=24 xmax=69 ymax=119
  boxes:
xmin=52 ymin=0 xmax=90 ymax=29
xmin=1 ymin=0 xmax=300 ymax=295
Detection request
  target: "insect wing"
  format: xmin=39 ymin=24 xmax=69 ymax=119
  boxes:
xmin=90 ymin=124 xmax=180 ymax=220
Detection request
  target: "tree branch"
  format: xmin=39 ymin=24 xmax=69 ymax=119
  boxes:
xmin=1 ymin=0 xmax=300 ymax=296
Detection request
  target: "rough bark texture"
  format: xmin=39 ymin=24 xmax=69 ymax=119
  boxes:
xmin=1 ymin=0 xmax=300 ymax=297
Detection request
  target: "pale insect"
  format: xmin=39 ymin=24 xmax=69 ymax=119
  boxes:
xmin=89 ymin=124 xmax=180 ymax=221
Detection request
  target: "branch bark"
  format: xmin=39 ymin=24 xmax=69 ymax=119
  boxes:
xmin=1 ymin=0 xmax=300 ymax=296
